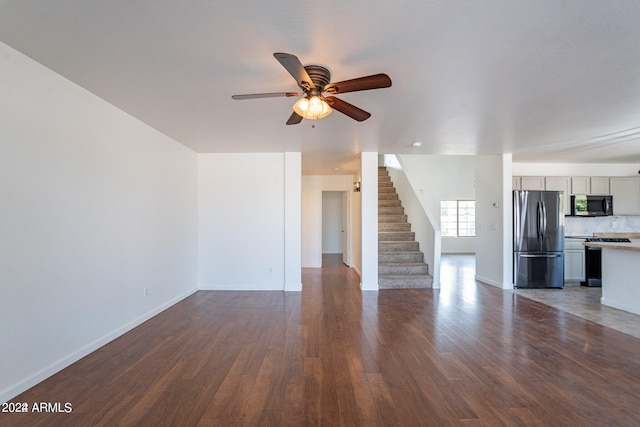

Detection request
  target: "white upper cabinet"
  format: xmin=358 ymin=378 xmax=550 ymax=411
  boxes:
xmin=571 ymin=176 xmax=609 ymax=195
xmin=545 ymin=177 xmax=571 ymax=214
xmin=520 ymin=176 xmax=545 ymax=191
xmin=590 ymin=177 xmax=610 ymax=195
xmin=571 ymin=177 xmax=590 ymax=195
xmin=512 ymin=176 xmax=521 ymax=191
xmin=516 ymin=175 xmax=611 ymax=195
xmin=610 ymin=177 xmax=640 ymax=215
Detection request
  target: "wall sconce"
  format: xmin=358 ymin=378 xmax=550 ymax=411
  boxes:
xmin=353 ymin=180 xmax=361 ymax=192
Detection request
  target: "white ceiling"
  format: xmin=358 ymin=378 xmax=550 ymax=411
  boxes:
xmin=1 ymin=1 xmax=639 ymax=174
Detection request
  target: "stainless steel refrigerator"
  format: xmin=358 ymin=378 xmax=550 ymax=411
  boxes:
xmin=513 ymin=190 xmax=564 ymax=288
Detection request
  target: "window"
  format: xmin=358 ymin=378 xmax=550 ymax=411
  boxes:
xmin=440 ymin=200 xmax=475 ymax=237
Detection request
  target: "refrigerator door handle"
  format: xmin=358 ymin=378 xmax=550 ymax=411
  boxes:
xmin=520 ymin=253 xmax=563 ymax=258
xmin=540 ymin=200 xmax=547 ymax=241
xmin=536 ymin=202 xmax=540 ymax=239
xmin=536 ymin=201 xmax=544 ymax=241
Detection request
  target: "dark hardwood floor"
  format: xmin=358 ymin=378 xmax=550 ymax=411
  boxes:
xmin=3 ymin=254 xmax=640 ymax=426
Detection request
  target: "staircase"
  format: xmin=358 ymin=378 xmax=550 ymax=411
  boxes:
xmin=378 ymin=167 xmax=433 ymax=289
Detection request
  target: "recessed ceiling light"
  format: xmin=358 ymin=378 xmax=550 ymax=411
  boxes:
xmin=412 ymin=142 xmax=422 ymax=148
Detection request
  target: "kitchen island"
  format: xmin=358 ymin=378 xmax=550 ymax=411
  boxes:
xmin=583 ymin=239 xmax=640 ymax=315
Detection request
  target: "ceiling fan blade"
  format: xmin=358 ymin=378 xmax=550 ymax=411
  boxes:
xmin=286 ymin=111 xmax=304 ymax=125
xmin=274 ymin=52 xmax=315 ymax=91
xmin=324 ymin=73 xmax=392 ymax=95
xmin=325 ymin=96 xmax=371 ymax=122
xmin=232 ymin=92 xmax=300 ymax=100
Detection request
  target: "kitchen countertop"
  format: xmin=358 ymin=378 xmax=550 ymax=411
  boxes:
xmin=594 ymin=242 xmax=640 ymax=315
xmin=593 ymin=232 xmax=640 ymax=239
xmin=582 ymin=232 xmax=640 ymax=251
xmin=574 ymin=232 xmax=640 ymax=315
xmin=583 ymin=240 xmax=640 ymax=251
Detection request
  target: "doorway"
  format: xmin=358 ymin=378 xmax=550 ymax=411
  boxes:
xmin=322 ymin=191 xmax=351 ymax=266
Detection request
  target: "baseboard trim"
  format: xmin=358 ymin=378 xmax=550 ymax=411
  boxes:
xmin=284 ymin=282 xmax=303 ymax=292
xmin=353 ymin=266 xmax=362 ymax=278
xmin=0 ymin=287 xmax=198 ymax=404
xmin=601 ymin=297 xmax=640 ymax=316
xmin=475 ymin=274 xmax=508 ymax=289
xmin=199 ymin=284 xmax=285 ymax=291
xmin=360 ymin=281 xmax=379 ymax=291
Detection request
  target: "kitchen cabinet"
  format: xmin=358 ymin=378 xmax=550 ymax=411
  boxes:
xmin=564 ymin=238 xmax=585 ymax=283
xmin=610 ymin=177 xmax=640 ymax=215
xmin=512 ymin=177 xmax=521 ymax=190
xmin=571 ymin=177 xmax=610 ymax=195
xmin=520 ymin=176 xmax=545 ymax=191
xmin=590 ymin=177 xmax=610 ymax=195
xmin=545 ymin=177 xmax=570 ymax=214
xmin=571 ymin=177 xmax=590 ymax=195
xmin=592 ymin=243 xmax=640 ymax=315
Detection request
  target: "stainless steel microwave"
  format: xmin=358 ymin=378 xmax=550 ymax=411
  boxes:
xmin=570 ymin=195 xmax=613 ymax=216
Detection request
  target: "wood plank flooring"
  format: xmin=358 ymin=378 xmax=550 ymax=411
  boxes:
xmin=3 ymin=255 xmax=640 ymax=426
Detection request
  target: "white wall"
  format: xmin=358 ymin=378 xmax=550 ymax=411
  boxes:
xmin=199 ymin=153 xmax=301 ymax=290
xmin=475 ymin=155 xmax=512 ymax=289
xmin=360 ymin=152 xmax=378 ymax=290
xmin=395 ymin=155 xmax=476 ymax=253
xmin=352 ymin=191 xmax=362 ymax=277
xmin=284 ymin=152 xmax=302 ymax=291
xmin=0 ymin=41 xmax=198 ymax=402
xmin=322 ymin=192 xmax=343 ymax=254
xmin=301 ymin=175 xmax=353 ymax=268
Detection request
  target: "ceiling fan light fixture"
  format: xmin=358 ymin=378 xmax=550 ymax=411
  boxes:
xmin=232 ymin=53 xmax=391 ymax=124
xmin=293 ymin=96 xmax=332 ymax=120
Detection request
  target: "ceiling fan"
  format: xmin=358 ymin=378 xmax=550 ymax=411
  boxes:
xmin=231 ymin=52 xmax=392 ymax=125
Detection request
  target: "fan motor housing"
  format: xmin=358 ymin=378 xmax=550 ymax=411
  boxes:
xmin=304 ymin=65 xmax=331 ymax=90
